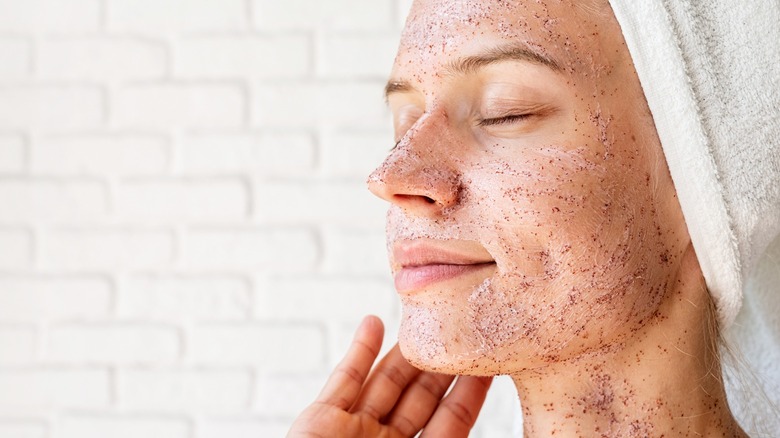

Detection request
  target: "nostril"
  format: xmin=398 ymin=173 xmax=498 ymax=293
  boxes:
xmin=394 ymin=194 xmax=439 ymax=207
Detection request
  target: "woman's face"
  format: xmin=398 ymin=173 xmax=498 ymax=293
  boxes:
xmin=368 ymin=0 xmax=686 ymax=375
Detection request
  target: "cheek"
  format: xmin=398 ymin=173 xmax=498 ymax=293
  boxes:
xmin=466 ymin=145 xmax=668 ymax=347
xmin=394 ymin=137 xmax=676 ymax=372
xmin=468 ymin=146 xmax=613 ymax=255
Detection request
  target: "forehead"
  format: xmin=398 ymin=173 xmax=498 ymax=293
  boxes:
xmin=394 ymin=0 xmax=607 ymax=78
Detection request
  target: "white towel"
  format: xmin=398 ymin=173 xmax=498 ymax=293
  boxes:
xmin=607 ymin=0 xmax=780 ymax=433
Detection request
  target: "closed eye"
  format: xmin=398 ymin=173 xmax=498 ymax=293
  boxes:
xmin=478 ymin=113 xmax=532 ymax=127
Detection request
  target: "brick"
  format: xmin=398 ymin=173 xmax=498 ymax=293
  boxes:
xmin=197 ymin=419 xmax=289 ymax=438
xmin=46 ymin=325 xmax=179 ymax=364
xmin=42 ymin=228 xmax=174 ymax=270
xmin=320 ymin=130 xmax=393 ymax=177
xmin=32 ymin=134 xmax=168 ymax=176
xmin=118 ymin=369 xmax=251 ymax=411
xmin=398 ymin=0 xmax=415 ymax=28
xmin=321 ymin=227 xmax=389 ymax=274
xmin=183 ymin=228 xmax=318 ymax=271
xmin=0 ymin=228 xmax=32 ymax=269
xmin=0 ymin=421 xmax=46 ymax=438
xmin=0 ymin=86 xmax=103 ymax=130
xmin=470 ymin=376 xmax=520 ymax=434
xmin=255 ymin=373 xmax=325 ymax=417
xmin=329 ymin=317 xmax=401 ymax=369
xmin=59 ymin=415 xmax=189 ymax=438
xmin=189 ymin=325 xmax=324 ymax=371
xmin=0 ymin=38 xmax=30 ymax=80
xmin=255 ymin=181 xmax=386 ymax=224
xmin=252 ymin=81 xmax=389 ymax=128
xmin=120 ymin=275 xmax=250 ymax=320
xmin=258 ymin=277 xmax=395 ymax=320
xmin=475 ymin=424 xmax=520 ymax=438
xmin=115 ymin=179 xmax=248 ymax=221
xmin=0 ymin=179 xmax=108 ymax=222
xmin=108 ymin=0 xmax=245 ymax=33
xmin=0 ymin=369 xmax=109 ymax=408
xmin=0 ymin=276 xmax=111 ymax=322
xmin=112 ymin=84 xmax=244 ymax=129
xmin=0 ymin=326 xmax=37 ymax=364
xmin=175 ymin=36 xmax=309 ymax=79
xmin=317 ymin=35 xmax=398 ymax=78
xmin=37 ymin=38 xmax=166 ymax=81
xmin=0 ymin=0 xmax=100 ymax=32
xmin=0 ymin=134 xmax=26 ymax=173
xmin=181 ymin=133 xmax=315 ymax=175
xmin=253 ymin=0 xmax=394 ymax=31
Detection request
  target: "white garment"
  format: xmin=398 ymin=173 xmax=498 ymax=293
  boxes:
xmin=608 ymin=0 xmax=780 ymax=434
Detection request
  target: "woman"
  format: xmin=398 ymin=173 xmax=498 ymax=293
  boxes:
xmin=289 ymin=0 xmax=780 ymax=436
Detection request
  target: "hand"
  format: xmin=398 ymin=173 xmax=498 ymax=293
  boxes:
xmin=288 ymin=315 xmax=492 ymax=438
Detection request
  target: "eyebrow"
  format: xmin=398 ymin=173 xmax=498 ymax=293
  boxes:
xmin=384 ymin=44 xmax=563 ymax=100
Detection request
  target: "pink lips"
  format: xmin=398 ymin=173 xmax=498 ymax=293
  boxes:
xmin=392 ymin=240 xmax=496 ymax=293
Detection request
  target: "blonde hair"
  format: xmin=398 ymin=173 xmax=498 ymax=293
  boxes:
xmin=709 ymin=292 xmax=779 ymax=437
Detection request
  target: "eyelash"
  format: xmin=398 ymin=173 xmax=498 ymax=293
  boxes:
xmin=479 ymin=114 xmax=532 ymax=127
xmin=391 ymin=113 xmax=531 ymax=150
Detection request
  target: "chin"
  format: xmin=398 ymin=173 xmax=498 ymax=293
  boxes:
xmin=396 ymin=302 xmax=535 ymax=377
xmin=397 ymin=330 xmax=535 ymax=377
xmin=396 ymin=292 xmax=627 ymax=376
xmin=398 ymin=332 xmax=493 ymax=376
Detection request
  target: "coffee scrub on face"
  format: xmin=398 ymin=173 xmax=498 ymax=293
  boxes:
xmin=372 ymin=0 xmax=684 ymax=374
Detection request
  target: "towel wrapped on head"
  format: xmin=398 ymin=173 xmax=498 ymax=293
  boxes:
xmin=608 ymin=0 xmax=780 ymax=432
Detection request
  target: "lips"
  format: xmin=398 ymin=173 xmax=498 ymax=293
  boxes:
xmin=392 ymin=240 xmax=496 ymax=293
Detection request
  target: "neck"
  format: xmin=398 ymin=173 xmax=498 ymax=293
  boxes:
xmin=510 ymin=247 xmax=746 ymax=438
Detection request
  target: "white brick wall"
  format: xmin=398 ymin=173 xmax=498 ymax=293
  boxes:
xmin=58 ymin=415 xmax=190 ymax=438
xmin=0 ymin=86 xmax=105 ymax=130
xmin=0 ymin=275 xmax=112 ymax=321
xmin=0 ymin=0 xmax=101 ymax=33
xmin=0 ymin=39 xmax=31 ymax=81
xmin=37 ymin=38 xmax=167 ymax=82
xmin=0 ymin=0 xmax=518 ymax=436
xmin=0 ymin=229 xmax=33 ymax=269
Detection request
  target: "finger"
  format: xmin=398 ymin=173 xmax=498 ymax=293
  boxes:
xmin=315 ymin=315 xmax=384 ymax=410
xmin=349 ymin=344 xmax=422 ymax=419
xmin=384 ymin=372 xmax=455 ymax=436
xmin=420 ymin=376 xmax=493 ymax=437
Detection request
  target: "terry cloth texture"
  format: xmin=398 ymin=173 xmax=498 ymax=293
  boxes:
xmin=608 ymin=0 xmax=780 ymax=434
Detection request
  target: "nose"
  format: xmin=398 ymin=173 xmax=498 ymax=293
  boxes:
xmin=367 ymin=113 xmax=461 ymax=218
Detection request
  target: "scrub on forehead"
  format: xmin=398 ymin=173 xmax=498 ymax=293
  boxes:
xmin=369 ymin=0 xmax=687 ymax=375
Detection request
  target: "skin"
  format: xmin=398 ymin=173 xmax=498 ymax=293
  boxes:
xmin=287 ymin=316 xmax=492 ymax=437
xmin=290 ymin=0 xmax=747 ymax=436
